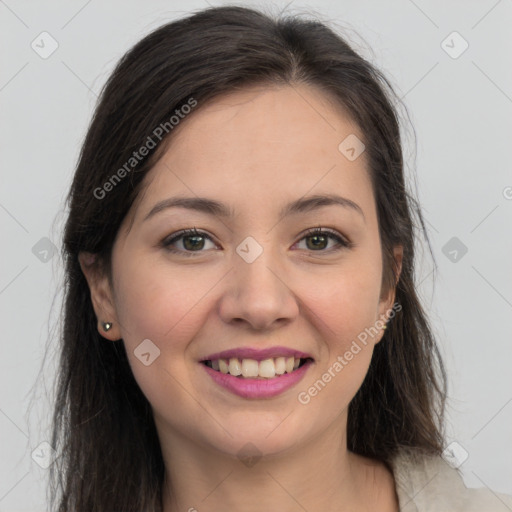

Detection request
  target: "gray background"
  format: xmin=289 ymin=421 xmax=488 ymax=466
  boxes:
xmin=1 ymin=0 xmax=511 ymax=510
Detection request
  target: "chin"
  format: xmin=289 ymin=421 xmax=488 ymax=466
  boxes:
xmin=201 ymin=413 xmax=311 ymax=460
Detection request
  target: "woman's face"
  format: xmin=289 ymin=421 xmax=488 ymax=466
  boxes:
xmin=84 ymin=84 xmax=402 ymax=458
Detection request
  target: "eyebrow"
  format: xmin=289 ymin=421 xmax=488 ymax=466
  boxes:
xmin=143 ymin=193 xmax=365 ymax=223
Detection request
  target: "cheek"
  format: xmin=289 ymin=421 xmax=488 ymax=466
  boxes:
xmin=110 ymin=254 xmax=218 ymax=407
xmin=112 ymin=258 xmax=211 ymax=413
xmin=113 ymin=254 xmax=215 ymax=344
xmin=295 ymin=271 xmax=379 ymax=420
xmin=300 ymin=257 xmax=383 ymax=340
xmin=294 ymin=252 xmax=382 ymax=401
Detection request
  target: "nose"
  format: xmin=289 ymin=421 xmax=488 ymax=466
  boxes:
xmin=218 ymin=246 xmax=299 ymax=331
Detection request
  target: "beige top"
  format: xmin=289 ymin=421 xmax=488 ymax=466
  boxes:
xmin=390 ymin=449 xmax=512 ymax=511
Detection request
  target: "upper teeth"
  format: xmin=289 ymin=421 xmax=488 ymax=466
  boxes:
xmin=210 ymin=357 xmax=302 ymax=378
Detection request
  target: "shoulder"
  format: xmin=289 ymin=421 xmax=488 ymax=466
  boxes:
xmin=389 ymin=447 xmax=512 ymax=512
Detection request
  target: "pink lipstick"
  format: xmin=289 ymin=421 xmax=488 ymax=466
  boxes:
xmin=199 ymin=346 xmax=314 ymax=399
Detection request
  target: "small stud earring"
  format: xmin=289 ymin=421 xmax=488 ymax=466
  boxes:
xmin=382 ymin=323 xmax=387 ymax=330
xmin=102 ymin=322 xmax=113 ymax=332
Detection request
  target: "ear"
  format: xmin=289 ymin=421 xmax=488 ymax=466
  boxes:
xmin=375 ymin=245 xmax=403 ymax=344
xmin=78 ymin=252 xmax=122 ymax=341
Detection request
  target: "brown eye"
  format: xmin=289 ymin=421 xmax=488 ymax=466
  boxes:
xmin=162 ymin=228 xmax=217 ymax=256
xmin=295 ymin=228 xmax=351 ymax=252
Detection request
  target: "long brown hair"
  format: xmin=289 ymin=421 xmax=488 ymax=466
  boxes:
xmin=47 ymin=5 xmax=446 ymax=511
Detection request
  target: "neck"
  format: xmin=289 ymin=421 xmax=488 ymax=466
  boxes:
xmin=159 ymin=416 xmax=396 ymax=512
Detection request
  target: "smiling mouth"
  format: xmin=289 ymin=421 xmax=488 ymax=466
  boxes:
xmin=201 ymin=356 xmax=313 ymax=379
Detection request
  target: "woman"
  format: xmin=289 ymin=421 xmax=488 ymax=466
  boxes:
xmin=49 ymin=5 xmax=512 ymax=511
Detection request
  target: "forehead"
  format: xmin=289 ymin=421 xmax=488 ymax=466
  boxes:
xmin=166 ymin=83 xmax=363 ymax=161
xmin=128 ymin=83 xmax=374 ymax=225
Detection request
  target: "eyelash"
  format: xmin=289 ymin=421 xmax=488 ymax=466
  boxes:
xmin=161 ymin=227 xmax=353 ymax=257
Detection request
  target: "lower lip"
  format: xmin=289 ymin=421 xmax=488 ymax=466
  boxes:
xmin=201 ymin=361 xmax=313 ymax=399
